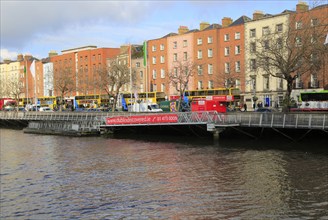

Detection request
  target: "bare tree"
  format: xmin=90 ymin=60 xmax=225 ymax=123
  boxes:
xmin=96 ymin=60 xmax=130 ymax=111
xmin=249 ymin=5 xmax=328 ymax=111
xmin=6 ymin=75 xmax=25 ymax=111
xmin=168 ymin=60 xmax=198 ymax=111
xmin=54 ymin=67 xmax=76 ymax=111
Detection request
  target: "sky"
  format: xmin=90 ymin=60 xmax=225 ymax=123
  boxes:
xmin=1 ymin=0 xmax=307 ymax=62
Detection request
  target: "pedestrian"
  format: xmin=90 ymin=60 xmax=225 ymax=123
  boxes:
xmin=244 ymin=103 xmax=247 ymax=112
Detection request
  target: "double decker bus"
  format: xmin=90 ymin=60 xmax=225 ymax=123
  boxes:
xmin=38 ymin=96 xmax=57 ymax=109
xmin=75 ymin=94 xmax=101 ymax=108
xmin=181 ymin=88 xmax=241 ymax=107
xmin=120 ymin=92 xmax=166 ymax=105
xmin=292 ymin=90 xmax=328 ymax=112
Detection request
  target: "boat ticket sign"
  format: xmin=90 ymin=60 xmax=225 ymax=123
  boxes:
xmin=106 ymin=114 xmax=178 ymax=125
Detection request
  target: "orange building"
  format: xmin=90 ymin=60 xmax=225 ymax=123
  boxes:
xmin=147 ymin=34 xmax=170 ymax=94
xmin=193 ymin=22 xmax=220 ymax=90
xmin=50 ymin=46 xmax=120 ymax=97
xmin=290 ymin=2 xmax=328 ymax=91
xmin=218 ymin=16 xmax=250 ymax=92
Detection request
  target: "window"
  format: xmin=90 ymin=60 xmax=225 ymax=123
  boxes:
xmin=251 ymin=78 xmax=256 ymax=90
xmin=264 ymin=76 xmax=270 ymax=90
xmin=208 ymin=80 xmax=214 ymax=89
xmin=311 ymin=18 xmax=318 ymax=26
xmin=173 ymin=53 xmax=177 ymax=61
xmin=235 ymin=79 xmax=240 ymax=89
xmin=208 ymin=64 xmax=213 ymax=75
xmin=198 ymin=81 xmax=203 ymax=89
xmin=278 ymin=78 xmax=283 ymax=89
xmin=197 ymin=50 xmax=203 ymax=59
xmin=208 ymin=49 xmax=213 ymax=58
xmin=198 ymin=65 xmax=203 ymax=75
xmin=183 ymin=40 xmax=188 ymax=47
xmin=197 ymin=38 xmax=203 ymax=45
xmin=160 ymin=56 xmax=165 ymax=63
xmin=250 ymin=59 xmax=256 ymax=71
xmin=295 ymin=37 xmax=302 ymax=46
xmin=152 ymin=57 xmax=156 ymax=64
xmin=224 ymin=34 xmax=230 ymax=41
xmin=296 ymin=21 xmax=302 ymax=29
xmin=208 ymin=36 xmax=213 ymax=44
xmin=153 ymin=84 xmax=157 ymax=92
xmin=235 ymin=32 xmax=240 ymax=40
xmin=173 ymin=41 xmax=177 ymax=49
xmin=235 ymin=45 xmax=240 ymax=54
xmin=161 ymin=69 xmax=165 ymax=78
xmin=264 ymin=40 xmax=270 ymax=50
xmin=250 ymin=42 xmax=256 ymax=53
xmin=140 ymin=71 xmax=143 ymax=79
xmin=161 ymin=83 xmax=165 ymax=92
xmin=160 ymin=44 xmax=164 ymax=50
xmin=224 ymin=47 xmax=230 ymax=56
xmin=136 ymin=62 xmax=140 ymax=67
xmin=152 ymin=69 xmax=157 ymax=79
xmin=225 ymin=63 xmax=230 ymax=73
xmin=174 ymin=68 xmax=178 ymax=76
xmin=235 ymin=61 xmax=241 ymax=72
xmin=181 ymin=52 xmax=187 ymax=61
xmin=152 ymin=45 xmax=156 ymax=52
xmin=250 ymin=29 xmax=256 ymax=38
xmin=276 ymin=23 xmax=283 ymax=32
xmin=262 ymin=26 xmax=270 ymax=35
xmin=311 ymin=74 xmax=318 ymax=87
xmin=277 ymin=38 xmax=283 ymax=49
xmin=295 ymin=72 xmax=302 ymax=88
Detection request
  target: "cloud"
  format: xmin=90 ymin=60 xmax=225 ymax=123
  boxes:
xmin=0 ymin=1 xmax=156 ymax=49
xmin=0 ymin=49 xmax=18 ymax=61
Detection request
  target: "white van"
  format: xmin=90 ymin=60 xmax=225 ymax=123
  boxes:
xmin=39 ymin=107 xmax=54 ymax=112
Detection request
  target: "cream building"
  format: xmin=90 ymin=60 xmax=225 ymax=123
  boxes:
xmin=0 ymin=59 xmax=22 ymax=98
xmin=244 ymin=11 xmax=290 ymax=109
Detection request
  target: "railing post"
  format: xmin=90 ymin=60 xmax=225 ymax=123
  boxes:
xmin=323 ymin=114 xmax=326 ymax=130
xmin=309 ymin=114 xmax=312 ymax=128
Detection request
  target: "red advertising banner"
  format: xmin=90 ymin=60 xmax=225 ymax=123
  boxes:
xmin=106 ymin=114 xmax=179 ymax=125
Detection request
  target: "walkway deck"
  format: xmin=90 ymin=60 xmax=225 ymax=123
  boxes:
xmin=1 ymin=111 xmax=327 ymax=131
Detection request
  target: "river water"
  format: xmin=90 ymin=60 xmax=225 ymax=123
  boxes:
xmin=1 ymin=128 xmax=327 ymax=219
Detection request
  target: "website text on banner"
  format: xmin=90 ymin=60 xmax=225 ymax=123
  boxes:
xmin=106 ymin=114 xmax=178 ymax=125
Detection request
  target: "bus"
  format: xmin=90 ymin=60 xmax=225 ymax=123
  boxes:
xmin=120 ymin=92 xmax=166 ymax=105
xmin=292 ymin=90 xmax=328 ymax=112
xmin=182 ymin=88 xmax=242 ymax=108
xmin=38 ymin=96 xmax=57 ymax=109
xmin=74 ymin=94 xmax=101 ymax=108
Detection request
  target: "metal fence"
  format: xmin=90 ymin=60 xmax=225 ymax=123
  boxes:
xmin=0 ymin=111 xmax=327 ymax=130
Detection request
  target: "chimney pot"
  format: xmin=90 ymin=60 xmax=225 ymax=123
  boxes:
xmin=253 ymin=10 xmax=264 ymax=20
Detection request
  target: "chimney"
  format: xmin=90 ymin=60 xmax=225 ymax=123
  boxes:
xmin=24 ymin=54 xmax=32 ymax=61
xmin=178 ymin=26 xmax=189 ymax=35
xmin=200 ymin=22 xmax=210 ymax=31
xmin=48 ymin=50 xmax=58 ymax=57
xmin=253 ymin=10 xmax=264 ymax=20
xmin=17 ymin=54 xmax=24 ymax=61
xmin=222 ymin=17 xmax=233 ymax=28
xmin=296 ymin=1 xmax=309 ymax=13
xmin=3 ymin=59 xmax=11 ymax=64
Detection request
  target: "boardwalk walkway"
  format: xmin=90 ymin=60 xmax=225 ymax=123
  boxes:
xmin=1 ymin=111 xmax=327 ymax=132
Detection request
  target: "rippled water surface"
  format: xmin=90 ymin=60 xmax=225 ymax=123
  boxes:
xmin=1 ymin=129 xmax=328 ymax=219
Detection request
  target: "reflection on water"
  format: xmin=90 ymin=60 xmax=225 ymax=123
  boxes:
xmin=1 ymin=129 xmax=327 ymax=219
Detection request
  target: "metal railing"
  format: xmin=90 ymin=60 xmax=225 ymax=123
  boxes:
xmin=1 ymin=111 xmax=327 ymax=130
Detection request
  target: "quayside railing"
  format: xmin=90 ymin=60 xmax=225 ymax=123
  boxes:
xmin=0 ymin=111 xmax=327 ymax=130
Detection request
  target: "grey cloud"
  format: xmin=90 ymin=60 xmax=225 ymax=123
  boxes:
xmin=0 ymin=1 xmax=154 ymax=49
